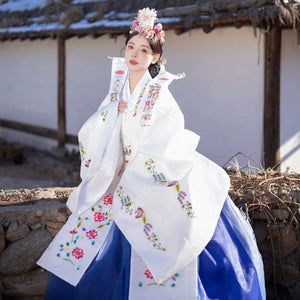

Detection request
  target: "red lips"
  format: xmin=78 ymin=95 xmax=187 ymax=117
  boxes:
xmin=130 ymin=59 xmax=138 ymax=65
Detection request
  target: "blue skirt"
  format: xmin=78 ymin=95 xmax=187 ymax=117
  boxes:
xmin=45 ymin=197 xmax=265 ymax=300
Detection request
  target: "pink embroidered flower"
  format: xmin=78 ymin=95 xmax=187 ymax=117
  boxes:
xmin=86 ymin=230 xmax=98 ymax=239
xmin=70 ymin=229 xmax=77 ymax=234
xmin=144 ymin=269 xmax=153 ymax=279
xmin=103 ymin=194 xmax=113 ymax=205
xmin=72 ymin=247 xmax=84 ymax=259
xmin=94 ymin=212 xmax=105 ymax=222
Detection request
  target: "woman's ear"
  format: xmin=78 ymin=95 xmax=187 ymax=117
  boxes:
xmin=152 ymin=54 xmax=160 ymax=64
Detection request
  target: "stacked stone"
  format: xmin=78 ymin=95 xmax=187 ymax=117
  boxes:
xmin=0 ymin=188 xmax=73 ymax=300
xmin=228 ymin=175 xmax=300 ymax=300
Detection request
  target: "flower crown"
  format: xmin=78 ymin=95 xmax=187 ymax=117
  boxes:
xmin=130 ymin=8 xmax=165 ymax=44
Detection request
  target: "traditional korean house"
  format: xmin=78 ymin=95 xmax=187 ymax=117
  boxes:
xmin=0 ymin=0 xmax=299 ymax=172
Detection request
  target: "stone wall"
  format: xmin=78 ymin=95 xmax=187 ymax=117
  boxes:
xmin=0 ymin=184 xmax=299 ymax=300
xmin=0 ymin=188 xmax=73 ymax=300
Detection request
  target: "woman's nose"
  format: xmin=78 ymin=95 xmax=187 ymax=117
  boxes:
xmin=131 ymin=49 xmax=138 ymax=57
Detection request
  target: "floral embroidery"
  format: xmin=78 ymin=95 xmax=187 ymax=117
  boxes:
xmin=93 ymin=212 xmax=105 ymax=222
xmin=86 ymin=230 xmax=98 ymax=239
xmin=84 ymin=159 xmax=91 ymax=168
xmin=103 ymin=194 xmax=113 ymax=205
xmin=133 ymin=80 xmax=149 ymax=117
xmin=56 ymin=194 xmax=113 ymax=269
xmin=145 ymin=159 xmax=195 ymax=217
xmin=79 ymin=142 xmax=91 ymax=168
xmin=123 ymin=145 xmax=132 ymax=164
xmin=144 ymin=269 xmax=153 ymax=279
xmin=139 ymin=270 xmax=180 ymax=288
xmin=116 ymin=185 xmax=166 ymax=251
xmin=72 ymin=247 xmax=84 ymax=259
xmin=100 ymin=111 xmax=108 ymax=122
xmin=140 ymin=83 xmax=161 ymax=127
xmin=110 ymin=69 xmax=126 ymax=102
xmin=79 ymin=142 xmax=86 ymax=161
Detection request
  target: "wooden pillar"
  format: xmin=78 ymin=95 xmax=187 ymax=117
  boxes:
xmin=264 ymin=26 xmax=281 ymax=170
xmin=57 ymin=35 xmax=66 ymax=148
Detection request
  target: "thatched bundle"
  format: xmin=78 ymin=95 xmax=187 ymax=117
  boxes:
xmin=225 ymin=152 xmax=300 ymax=299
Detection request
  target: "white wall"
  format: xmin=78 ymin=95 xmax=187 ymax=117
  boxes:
xmin=65 ymin=35 xmax=124 ymax=135
xmin=165 ymin=28 xmax=265 ymax=167
xmin=0 ymin=39 xmax=58 ymax=150
xmin=280 ymin=30 xmax=300 ymax=173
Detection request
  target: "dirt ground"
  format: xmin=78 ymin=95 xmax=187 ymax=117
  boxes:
xmin=0 ymin=143 xmax=80 ymax=190
xmin=0 ymin=161 xmax=72 ymax=190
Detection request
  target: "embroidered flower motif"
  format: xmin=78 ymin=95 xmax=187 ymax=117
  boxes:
xmin=85 ymin=159 xmax=91 ymax=168
xmin=70 ymin=229 xmax=77 ymax=234
xmin=145 ymin=159 xmax=195 ymax=217
xmin=86 ymin=230 xmax=98 ymax=239
xmin=93 ymin=212 xmax=105 ymax=222
xmin=139 ymin=272 xmax=180 ymax=288
xmin=100 ymin=111 xmax=108 ymax=122
xmin=123 ymin=145 xmax=133 ymax=164
xmin=133 ymin=80 xmax=149 ymax=117
xmin=116 ymin=185 xmax=166 ymax=251
xmin=79 ymin=142 xmax=86 ymax=161
xmin=144 ymin=269 xmax=153 ymax=279
xmin=103 ymin=194 xmax=113 ymax=205
xmin=72 ymin=247 xmax=84 ymax=259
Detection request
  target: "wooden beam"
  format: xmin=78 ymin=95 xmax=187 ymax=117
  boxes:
xmin=264 ymin=25 xmax=281 ymax=170
xmin=0 ymin=118 xmax=77 ymax=144
xmin=58 ymin=35 xmax=66 ymax=148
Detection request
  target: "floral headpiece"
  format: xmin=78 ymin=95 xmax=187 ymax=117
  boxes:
xmin=130 ymin=8 xmax=165 ymax=44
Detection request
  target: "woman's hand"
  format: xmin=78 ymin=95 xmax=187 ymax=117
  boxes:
xmin=118 ymin=100 xmax=128 ymax=114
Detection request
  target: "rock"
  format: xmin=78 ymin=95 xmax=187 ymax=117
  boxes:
xmin=52 ymin=167 xmax=68 ymax=178
xmin=0 ymin=229 xmax=52 ymax=276
xmin=272 ymin=225 xmax=299 ymax=259
xmin=6 ymin=221 xmax=30 ymax=242
xmin=253 ymin=221 xmax=268 ymax=243
xmin=29 ymin=223 xmax=42 ymax=230
xmin=46 ymin=222 xmax=64 ymax=237
xmin=290 ymin=282 xmax=300 ymax=299
xmin=16 ymin=214 xmax=26 ymax=224
xmin=56 ymin=213 xmax=66 ymax=223
xmin=27 ymin=216 xmax=41 ymax=226
xmin=2 ymin=269 xmax=49 ymax=298
xmin=276 ymin=263 xmax=300 ymax=287
xmin=0 ymin=225 xmax=5 ymax=254
xmin=35 ymin=210 xmax=44 ymax=217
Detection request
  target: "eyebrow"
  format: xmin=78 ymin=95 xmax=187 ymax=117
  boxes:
xmin=128 ymin=41 xmax=151 ymax=49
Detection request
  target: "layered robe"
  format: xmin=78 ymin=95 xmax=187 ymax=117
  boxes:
xmin=38 ymin=57 xmax=265 ymax=300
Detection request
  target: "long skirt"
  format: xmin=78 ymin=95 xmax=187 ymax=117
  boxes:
xmin=45 ymin=197 xmax=265 ymax=300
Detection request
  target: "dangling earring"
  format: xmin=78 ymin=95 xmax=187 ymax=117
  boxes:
xmin=120 ymin=47 xmax=125 ymax=57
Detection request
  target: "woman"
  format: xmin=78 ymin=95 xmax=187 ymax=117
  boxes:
xmin=39 ymin=8 xmax=266 ymax=300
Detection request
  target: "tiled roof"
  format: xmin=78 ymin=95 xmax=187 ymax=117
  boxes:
xmin=0 ymin=0 xmax=299 ymax=40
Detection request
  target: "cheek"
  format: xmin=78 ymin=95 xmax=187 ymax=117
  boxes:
xmin=142 ymin=53 xmax=153 ymax=65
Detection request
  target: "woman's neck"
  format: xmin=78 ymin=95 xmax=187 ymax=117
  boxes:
xmin=128 ymin=70 xmax=147 ymax=94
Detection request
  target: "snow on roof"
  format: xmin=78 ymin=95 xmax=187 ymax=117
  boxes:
xmin=0 ymin=0 xmax=48 ymax=12
xmin=0 ymin=0 xmax=298 ymax=40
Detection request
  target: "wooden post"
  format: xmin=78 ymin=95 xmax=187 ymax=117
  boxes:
xmin=264 ymin=26 xmax=281 ymax=170
xmin=57 ymin=35 xmax=66 ymax=148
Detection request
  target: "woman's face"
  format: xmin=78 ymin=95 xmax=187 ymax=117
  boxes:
xmin=125 ymin=34 xmax=159 ymax=74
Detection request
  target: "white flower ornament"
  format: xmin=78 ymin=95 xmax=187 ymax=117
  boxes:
xmin=130 ymin=8 xmax=165 ymax=44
